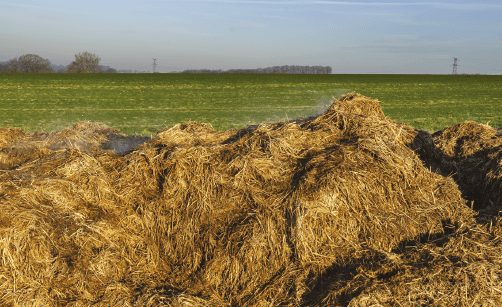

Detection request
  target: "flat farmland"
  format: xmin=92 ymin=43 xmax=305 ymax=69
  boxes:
xmin=0 ymin=73 xmax=501 ymax=136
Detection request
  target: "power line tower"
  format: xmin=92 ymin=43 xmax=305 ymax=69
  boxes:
xmin=152 ymin=58 xmax=157 ymax=73
xmin=451 ymin=57 xmax=459 ymax=75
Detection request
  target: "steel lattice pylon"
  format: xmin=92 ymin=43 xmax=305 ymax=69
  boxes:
xmin=452 ymin=57 xmax=459 ymax=75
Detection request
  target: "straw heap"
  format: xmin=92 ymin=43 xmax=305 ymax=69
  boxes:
xmin=0 ymin=93 xmax=500 ymax=306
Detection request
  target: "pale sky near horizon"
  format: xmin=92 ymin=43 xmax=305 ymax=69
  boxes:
xmin=1 ymin=0 xmax=501 ymax=74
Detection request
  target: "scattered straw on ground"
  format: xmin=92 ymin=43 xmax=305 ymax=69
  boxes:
xmin=0 ymin=93 xmax=501 ymax=306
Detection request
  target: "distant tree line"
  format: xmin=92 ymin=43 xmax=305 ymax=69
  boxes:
xmin=0 ymin=54 xmax=332 ymax=74
xmin=0 ymin=52 xmax=118 ymax=73
xmin=180 ymin=65 xmax=332 ymax=74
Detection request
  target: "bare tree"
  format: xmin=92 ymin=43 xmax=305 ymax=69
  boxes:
xmin=0 ymin=61 xmax=12 ymax=73
xmin=0 ymin=59 xmax=20 ymax=73
xmin=15 ymin=54 xmax=54 ymax=73
xmin=66 ymin=51 xmax=102 ymax=73
xmin=0 ymin=55 xmax=54 ymax=73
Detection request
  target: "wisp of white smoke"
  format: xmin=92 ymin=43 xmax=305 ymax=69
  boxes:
xmin=311 ymin=88 xmax=350 ymax=118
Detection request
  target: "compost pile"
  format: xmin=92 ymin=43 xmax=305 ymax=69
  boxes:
xmin=0 ymin=93 xmax=501 ymax=306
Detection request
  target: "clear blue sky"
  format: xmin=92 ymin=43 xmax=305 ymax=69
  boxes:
xmin=1 ymin=0 xmax=501 ymax=74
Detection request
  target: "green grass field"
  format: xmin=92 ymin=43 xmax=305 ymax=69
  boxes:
xmin=1 ymin=73 xmax=501 ymax=136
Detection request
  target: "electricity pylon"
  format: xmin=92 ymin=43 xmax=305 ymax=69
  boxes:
xmin=451 ymin=57 xmax=459 ymax=75
xmin=152 ymin=58 xmax=157 ymax=73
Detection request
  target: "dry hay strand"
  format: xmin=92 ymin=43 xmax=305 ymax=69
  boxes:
xmin=430 ymin=121 xmax=502 ymax=213
xmin=113 ymin=93 xmax=476 ymax=305
xmin=0 ymin=122 xmax=151 ymax=170
xmin=303 ymin=217 xmax=502 ymax=306
xmin=324 ymin=92 xmax=387 ymax=121
xmin=482 ymin=148 xmax=502 ymax=212
xmin=0 ymin=121 xmax=148 ymax=153
xmin=0 ymin=127 xmax=27 ymax=148
xmin=155 ymin=121 xmax=238 ymax=147
xmin=0 ymin=148 xmax=144 ymax=306
xmin=0 ymin=93 xmax=498 ymax=306
xmin=432 ymin=121 xmax=502 ymax=159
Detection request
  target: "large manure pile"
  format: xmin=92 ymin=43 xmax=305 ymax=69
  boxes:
xmin=0 ymin=93 xmax=501 ymax=306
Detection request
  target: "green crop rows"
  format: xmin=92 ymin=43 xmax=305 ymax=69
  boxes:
xmin=1 ymin=73 xmax=501 ymax=136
